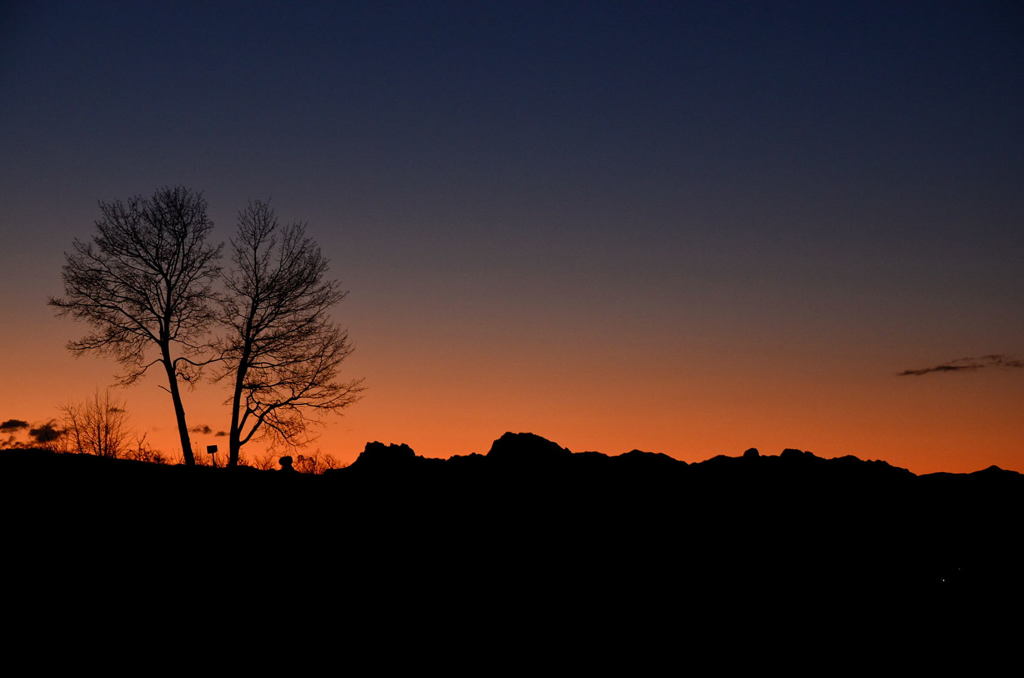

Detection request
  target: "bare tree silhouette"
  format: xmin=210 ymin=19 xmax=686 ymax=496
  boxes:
xmin=50 ymin=187 xmax=222 ymax=465
xmin=60 ymin=389 xmax=130 ymax=458
xmin=217 ymin=201 xmax=363 ymax=467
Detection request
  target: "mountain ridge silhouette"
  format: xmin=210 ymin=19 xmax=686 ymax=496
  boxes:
xmin=2 ymin=431 xmax=1020 ymax=601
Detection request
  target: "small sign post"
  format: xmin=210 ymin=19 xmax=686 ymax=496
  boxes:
xmin=207 ymin=444 xmax=218 ymax=468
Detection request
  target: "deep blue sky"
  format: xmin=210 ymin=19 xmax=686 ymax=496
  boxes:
xmin=4 ymin=2 xmax=1022 ymax=280
xmin=2 ymin=1 xmax=1023 ymax=469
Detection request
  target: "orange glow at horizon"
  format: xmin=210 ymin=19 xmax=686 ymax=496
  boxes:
xmin=3 ymin=294 xmax=1022 ymax=475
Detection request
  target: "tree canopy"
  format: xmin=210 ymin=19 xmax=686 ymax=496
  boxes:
xmin=217 ymin=200 xmax=363 ymax=466
xmin=50 ymin=187 xmax=222 ymax=464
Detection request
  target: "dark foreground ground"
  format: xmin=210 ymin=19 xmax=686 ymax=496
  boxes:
xmin=2 ymin=432 xmax=1021 ymax=633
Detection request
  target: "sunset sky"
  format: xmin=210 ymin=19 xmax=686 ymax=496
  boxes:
xmin=2 ymin=1 xmax=1022 ymax=472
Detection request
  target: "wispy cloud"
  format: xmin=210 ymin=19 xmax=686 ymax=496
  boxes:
xmin=29 ymin=421 xmax=63 ymax=444
xmin=898 ymin=354 xmax=1024 ymax=376
xmin=0 ymin=419 xmax=29 ymax=432
xmin=189 ymin=424 xmax=213 ymax=434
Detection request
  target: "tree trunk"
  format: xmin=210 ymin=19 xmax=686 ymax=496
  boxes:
xmin=228 ymin=431 xmax=241 ymax=468
xmin=162 ymin=348 xmax=195 ymax=466
xmin=227 ymin=360 xmax=247 ymax=467
xmin=227 ymin=338 xmax=252 ymax=468
xmin=227 ymin=388 xmax=242 ymax=468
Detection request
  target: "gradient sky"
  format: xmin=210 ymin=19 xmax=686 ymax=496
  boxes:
xmin=2 ymin=1 xmax=1022 ymax=472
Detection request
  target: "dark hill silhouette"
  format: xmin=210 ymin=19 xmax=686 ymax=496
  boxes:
xmin=2 ymin=433 xmax=1020 ymax=619
xmin=486 ymin=431 xmax=572 ymax=464
xmin=347 ymin=441 xmax=420 ymax=470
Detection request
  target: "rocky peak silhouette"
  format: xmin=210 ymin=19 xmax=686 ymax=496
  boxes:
xmin=486 ymin=432 xmax=571 ymax=464
xmin=349 ymin=441 xmax=418 ymax=470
